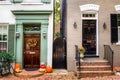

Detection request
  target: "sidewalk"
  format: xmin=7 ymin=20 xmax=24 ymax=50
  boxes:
xmin=0 ymin=69 xmax=120 ymax=80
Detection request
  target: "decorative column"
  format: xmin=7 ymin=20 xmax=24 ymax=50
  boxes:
xmin=41 ymin=23 xmax=48 ymax=65
xmin=15 ymin=24 xmax=23 ymax=68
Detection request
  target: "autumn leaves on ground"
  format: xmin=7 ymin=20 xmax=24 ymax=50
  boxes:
xmin=0 ymin=67 xmax=120 ymax=80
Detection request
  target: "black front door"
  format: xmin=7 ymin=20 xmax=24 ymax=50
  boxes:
xmin=52 ymin=38 xmax=67 ymax=69
xmin=82 ymin=20 xmax=96 ymax=56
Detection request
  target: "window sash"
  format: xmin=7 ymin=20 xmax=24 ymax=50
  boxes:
xmin=0 ymin=0 xmax=10 ymax=1
xmin=118 ymin=27 xmax=120 ymax=41
xmin=0 ymin=25 xmax=8 ymax=52
xmin=23 ymin=0 xmax=41 ymax=3
xmin=0 ymin=26 xmax=8 ymax=41
xmin=0 ymin=42 xmax=7 ymax=52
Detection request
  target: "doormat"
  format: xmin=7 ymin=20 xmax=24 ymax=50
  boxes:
xmin=25 ymin=68 xmax=39 ymax=71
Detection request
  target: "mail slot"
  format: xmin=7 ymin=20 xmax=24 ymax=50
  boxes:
xmin=29 ymin=52 xmax=35 ymax=54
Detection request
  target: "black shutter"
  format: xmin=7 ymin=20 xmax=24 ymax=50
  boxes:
xmin=111 ymin=14 xmax=118 ymax=43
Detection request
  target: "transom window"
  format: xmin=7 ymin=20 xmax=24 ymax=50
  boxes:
xmin=82 ymin=13 xmax=97 ymax=20
xmin=83 ymin=14 xmax=96 ymax=18
xmin=0 ymin=25 xmax=8 ymax=52
xmin=23 ymin=24 xmax=41 ymax=31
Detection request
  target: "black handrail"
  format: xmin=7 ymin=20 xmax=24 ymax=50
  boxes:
xmin=75 ymin=45 xmax=80 ymax=79
xmin=104 ymin=45 xmax=114 ymax=71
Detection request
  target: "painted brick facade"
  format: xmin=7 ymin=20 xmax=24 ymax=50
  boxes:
xmin=64 ymin=0 xmax=120 ymax=71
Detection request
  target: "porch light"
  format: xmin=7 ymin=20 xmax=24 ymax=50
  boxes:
xmin=16 ymin=32 xmax=20 ymax=38
xmin=103 ymin=22 xmax=107 ymax=29
xmin=43 ymin=32 xmax=47 ymax=39
xmin=73 ymin=22 xmax=77 ymax=28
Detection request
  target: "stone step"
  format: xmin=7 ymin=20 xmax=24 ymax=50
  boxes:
xmin=15 ymin=70 xmax=44 ymax=78
xmin=75 ymin=59 xmax=114 ymax=78
xmin=77 ymin=65 xmax=112 ymax=71
xmin=76 ymin=61 xmax=110 ymax=66
xmin=79 ymin=71 xmax=113 ymax=78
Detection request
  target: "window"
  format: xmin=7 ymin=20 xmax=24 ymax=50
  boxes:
xmin=0 ymin=0 xmax=11 ymax=4
xmin=0 ymin=0 xmax=10 ymax=1
xmin=82 ymin=13 xmax=97 ymax=20
xmin=0 ymin=25 xmax=8 ymax=52
xmin=83 ymin=14 xmax=96 ymax=18
xmin=118 ymin=27 xmax=120 ymax=41
xmin=23 ymin=24 xmax=40 ymax=31
xmin=23 ymin=0 xmax=41 ymax=3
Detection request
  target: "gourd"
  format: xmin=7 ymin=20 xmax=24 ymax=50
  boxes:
xmin=46 ymin=66 xmax=53 ymax=73
xmin=14 ymin=64 xmax=22 ymax=73
xmin=14 ymin=64 xmax=20 ymax=70
xmin=39 ymin=63 xmax=46 ymax=72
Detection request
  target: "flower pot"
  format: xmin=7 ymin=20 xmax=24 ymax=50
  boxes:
xmin=80 ymin=53 xmax=84 ymax=61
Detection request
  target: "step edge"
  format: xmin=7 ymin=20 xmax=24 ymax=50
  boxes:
xmin=80 ymin=71 xmax=113 ymax=73
xmin=79 ymin=66 xmax=111 ymax=68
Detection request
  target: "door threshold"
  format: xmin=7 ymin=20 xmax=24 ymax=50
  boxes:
xmin=84 ymin=55 xmax=99 ymax=58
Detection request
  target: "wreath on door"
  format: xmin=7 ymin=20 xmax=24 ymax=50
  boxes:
xmin=27 ymin=38 xmax=37 ymax=48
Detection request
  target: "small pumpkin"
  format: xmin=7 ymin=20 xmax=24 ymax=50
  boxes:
xmin=14 ymin=64 xmax=20 ymax=70
xmin=15 ymin=68 xmax=22 ymax=73
xmin=46 ymin=66 xmax=53 ymax=73
xmin=14 ymin=64 xmax=21 ymax=72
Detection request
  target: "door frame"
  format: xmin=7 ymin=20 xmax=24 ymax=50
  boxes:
xmin=81 ymin=13 xmax=99 ymax=56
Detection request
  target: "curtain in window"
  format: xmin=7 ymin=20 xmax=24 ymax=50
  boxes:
xmin=0 ymin=42 xmax=7 ymax=52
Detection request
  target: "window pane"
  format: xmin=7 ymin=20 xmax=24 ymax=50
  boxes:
xmin=0 ymin=35 xmax=1 ymax=41
xmin=3 ymin=34 xmax=7 ymax=41
xmin=118 ymin=28 xmax=120 ymax=41
xmin=0 ymin=25 xmax=8 ymax=52
xmin=0 ymin=26 xmax=2 ymax=34
xmin=3 ymin=26 xmax=7 ymax=34
xmin=0 ymin=0 xmax=10 ymax=1
xmin=0 ymin=42 xmax=7 ymax=52
xmin=23 ymin=0 xmax=41 ymax=3
xmin=83 ymin=14 xmax=96 ymax=18
xmin=24 ymin=24 xmax=41 ymax=31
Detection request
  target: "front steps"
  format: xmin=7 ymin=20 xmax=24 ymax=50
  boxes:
xmin=76 ymin=59 xmax=114 ymax=78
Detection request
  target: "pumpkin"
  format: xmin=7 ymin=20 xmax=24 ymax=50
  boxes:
xmin=14 ymin=64 xmax=20 ymax=70
xmin=14 ymin=64 xmax=21 ymax=72
xmin=46 ymin=66 xmax=53 ymax=73
xmin=15 ymin=69 xmax=22 ymax=73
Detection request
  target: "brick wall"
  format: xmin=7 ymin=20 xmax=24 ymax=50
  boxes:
xmin=66 ymin=0 xmax=120 ymax=71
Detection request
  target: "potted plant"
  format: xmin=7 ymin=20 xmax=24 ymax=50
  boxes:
xmin=79 ymin=46 xmax=85 ymax=61
xmin=0 ymin=52 xmax=14 ymax=75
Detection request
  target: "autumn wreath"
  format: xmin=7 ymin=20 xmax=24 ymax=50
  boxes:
xmin=27 ymin=38 xmax=37 ymax=47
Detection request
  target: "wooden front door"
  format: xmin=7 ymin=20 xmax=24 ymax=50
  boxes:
xmin=82 ymin=20 xmax=96 ymax=56
xmin=24 ymin=34 xmax=40 ymax=68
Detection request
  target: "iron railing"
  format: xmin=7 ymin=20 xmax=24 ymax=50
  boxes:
xmin=104 ymin=45 xmax=114 ymax=71
xmin=75 ymin=45 xmax=80 ymax=79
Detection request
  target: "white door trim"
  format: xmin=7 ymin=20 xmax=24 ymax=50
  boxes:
xmin=81 ymin=13 xmax=98 ymax=56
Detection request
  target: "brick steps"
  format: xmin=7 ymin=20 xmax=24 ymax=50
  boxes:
xmin=79 ymin=71 xmax=113 ymax=78
xmin=15 ymin=70 xmax=44 ymax=78
xmin=78 ymin=65 xmax=112 ymax=71
xmin=76 ymin=59 xmax=114 ymax=78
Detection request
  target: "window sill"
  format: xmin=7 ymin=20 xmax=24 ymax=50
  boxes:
xmin=21 ymin=2 xmax=43 ymax=5
xmin=116 ymin=41 xmax=120 ymax=45
xmin=0 ymin=1 xmax=12 ymax=5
